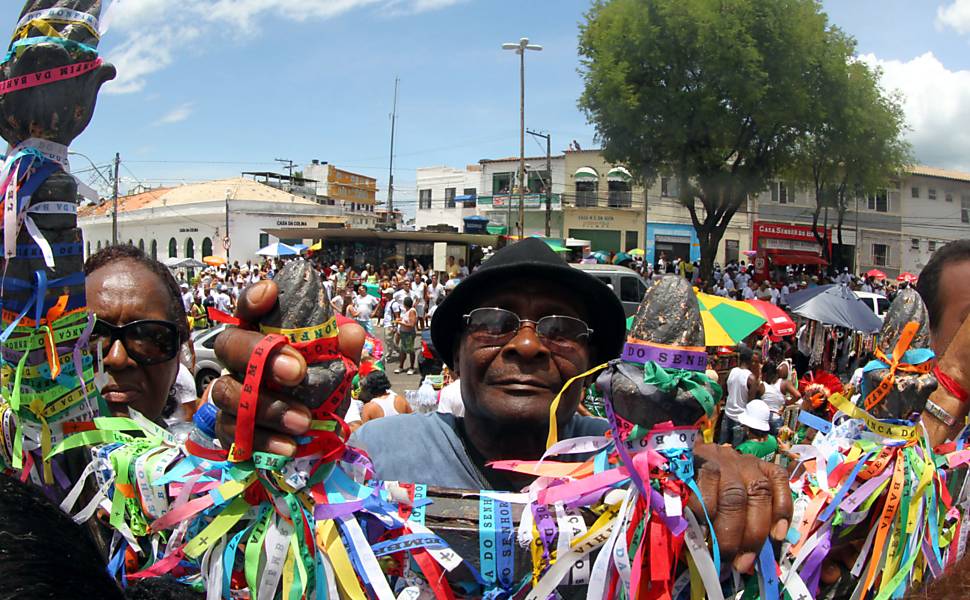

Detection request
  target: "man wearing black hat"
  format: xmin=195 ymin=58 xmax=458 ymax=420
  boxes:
xmin=210 ymin=238 xmax=792 ymax=568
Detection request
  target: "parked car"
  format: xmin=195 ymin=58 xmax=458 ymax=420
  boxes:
xmin=191 ymin=324 xmax=227 ymax=396
xmin=853 ymin=291 xmax=890 ymax=322
xmin=572 ymin=263 xmax=650 ymax=316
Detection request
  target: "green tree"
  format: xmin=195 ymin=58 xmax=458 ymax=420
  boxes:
xmin=789 ymin=43 xmax=910 ymax=270
xmin=578 ymin=0 xmax=842 ymax=281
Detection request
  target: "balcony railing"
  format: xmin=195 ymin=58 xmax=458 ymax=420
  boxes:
xmin=575 ymin=190 xmax=598 ymax=207
xmin=607 ymin=190 xmax=633 ymax=208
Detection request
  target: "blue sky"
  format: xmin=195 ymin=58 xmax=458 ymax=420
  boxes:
xmin=5 ymin=0 xmax=970 ymax=215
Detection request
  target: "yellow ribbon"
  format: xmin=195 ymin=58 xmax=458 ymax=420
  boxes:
xmin=546 ymin=363 xmax=608 ymax=450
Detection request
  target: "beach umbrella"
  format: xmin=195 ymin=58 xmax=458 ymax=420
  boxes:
xmin=628 ymin=248 xmax=645 ymax=257
xmin=290 ymin=243 xmax=309 ymax=253
xmin=613 ymin=252 xmax=633 ymax=265
xmin=695 ymin=292 xmax=767 ymax=346
xmin=745 ymin=299 xmax=797 ymax=338
xmin=897 ymin=272 xmax=918 ymax=284
xmin=590 ymin=251 xmax=609 ymax=264
xmin=866 ymin=269 xmax=887 ymax=280
xmin=786 ymin=284 xmax=882 ymax=333
xmin=203 ymin=256 xmax=225 ymax=267
xmin=162 ymin=257 xmax=182 ymax=268
xmin=256 ymin=242 xmax=299 ymax=257
xmin=309 ymin=241 xmax=323 ymax=252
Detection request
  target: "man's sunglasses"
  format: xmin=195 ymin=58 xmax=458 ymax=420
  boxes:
xmin=462 ymin=308 xmax=593 ymax=354
xmin=90 ymin=319 xmax=181 ymax=365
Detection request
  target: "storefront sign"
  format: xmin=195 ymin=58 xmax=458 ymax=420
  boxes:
xmin=752 ymin=221 xmax=829 ymax=254
xmin=178 ymin=227 xmax=198 ymax=233
xmin=276 ymin=219 xmax=308 ymax=228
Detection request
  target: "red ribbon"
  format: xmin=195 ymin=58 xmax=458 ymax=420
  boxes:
xmin=934 ymin=365 xmax=969 ymax=403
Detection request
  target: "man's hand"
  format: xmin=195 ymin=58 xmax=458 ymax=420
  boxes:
xmin=689 ymin=443 xmax=793 ymax=572
xmin=208 ymin=280 xmax=365 ymax=457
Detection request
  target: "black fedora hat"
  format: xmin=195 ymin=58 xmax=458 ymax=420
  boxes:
xmin=430 ymin=238 xmax=626 ymax=368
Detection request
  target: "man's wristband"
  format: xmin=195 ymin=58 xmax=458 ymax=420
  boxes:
xmin=934 ymin=365 xmax=969 ymax=403
xmin=925 ymin=398 xmax=958 ymax=427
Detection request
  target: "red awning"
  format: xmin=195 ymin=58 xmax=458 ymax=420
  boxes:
xmin=765 ymin=252 xmax=828 ymax=267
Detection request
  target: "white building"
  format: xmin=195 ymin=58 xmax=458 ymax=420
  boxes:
xmin=478 ymin=155 xmax=566 ymax=237
xmin=414 ymin=165 xmax=483 ymax=230
xmin=79 ymin=177 xmax=345 ymax=263
xmin=900 ymin=166 xmax=970 ymax=274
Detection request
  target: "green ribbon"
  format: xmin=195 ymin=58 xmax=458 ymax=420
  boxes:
xmin=641 ymin=361 xmax=721 ymax=418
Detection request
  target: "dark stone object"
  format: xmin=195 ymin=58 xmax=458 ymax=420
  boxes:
xmin=259 ymin=260 xmax=350 ymax=416
xmin=859 ymin=288 xmax=938 ymax=420
xmin=598 ymin=276 xmax=711 ymax=428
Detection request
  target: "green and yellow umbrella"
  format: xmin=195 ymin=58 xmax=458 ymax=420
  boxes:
xmin=695 ymin=292 xmax=767 ymax=347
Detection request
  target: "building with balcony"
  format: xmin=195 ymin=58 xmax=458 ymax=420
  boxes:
xmin=477 ymin=155 xmax=566 ymax=236
xmin=303 ymin=160 xmax=379 ymax=229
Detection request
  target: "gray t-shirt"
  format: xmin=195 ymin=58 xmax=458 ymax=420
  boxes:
xmin=349 ymin=412 xmax=609 ymax=490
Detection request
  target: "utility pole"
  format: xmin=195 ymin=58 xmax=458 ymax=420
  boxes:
xmin=502 ymin=38 xmax=542 ymax=239
xmin=387 ymin=77 xmax=399 ymax=227
xmin=224 ymin=188 xmax=232 ymax=262
xmin=854 ymin=195 xmax=860 ymax=273
xmin=527 ymin=129 xmax=552 ymax=237
xmin=111 ymin=152 xmax=120 ymax=245
xmin=275 ymin=158 xmax=295 ymax=191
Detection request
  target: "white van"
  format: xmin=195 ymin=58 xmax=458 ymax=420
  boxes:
xmin=854 ymin=291 xmax=890 ymax=322
xmin=572 ymin=263 xmax=650 ymax=316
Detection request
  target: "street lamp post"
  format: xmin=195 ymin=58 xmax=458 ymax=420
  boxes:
xmin=502 ymin=37 xmax=542 ymax=239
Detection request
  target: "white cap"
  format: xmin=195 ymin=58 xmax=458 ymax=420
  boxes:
xmin=739 ymin=399 xmax=771 ymax=432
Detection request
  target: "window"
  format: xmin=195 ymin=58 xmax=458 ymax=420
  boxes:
xmin=97 ymin=240 xmax=102 ymax=251
xmin=911 ymin=187 xmax=920 ymax=198
xmin=575 ymin=180 xmax=598 ymax=207
xmin=259 ymin=233 xmax=269 ymax=248
xmin=419 ymin=189 xmax=432 ymax=210
xmin=872 ymin=243 xmax=888 ymax=266
xmin=928 ymin=188 xmax=937 ymax=200
xmin=910 ymin=238 xmax=920 ymax=250
xmin=946 ymin=192 xmax=954 ymax=203
xmin=527 ymin=171 xmax=549 ymax=193
xmin=725 ymin=240 xmax=739 ymax=264
xmin=150 ymin=240 xmax=157 ymax=260
xmin=168 ymin=238 xmax=177 ymax=258
xmin=867 ymin=190 xmax=888 ymax=212
xmin=620 ymin=276 xmax=647 ymax=303
xmin=202 ymin=237 xmax=213 ymax=257
xmin=771 ymin=181 xmax=791 ymax=204
xmin=963 ymin=196 xmax=970 ymax=223
xmin=625 ymin=231 xmax=638 ymax=251
xmin=929 ymin=240 xmax=937 ymax=252
xmin=661 ymin=177 xmax=679 ymax=198
xmin=185 ymin=238 xmax=195 ymax=259
xmin=463 ymin=187 xmax=477 ymax=207
xmin=444 ymin=187 xmax=456 ymax=209
xmin=492 ymin=172 xmax=512 ymax=194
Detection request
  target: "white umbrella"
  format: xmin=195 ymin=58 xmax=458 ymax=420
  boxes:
xmin=256 ymin=242 xmax=299 ymax=257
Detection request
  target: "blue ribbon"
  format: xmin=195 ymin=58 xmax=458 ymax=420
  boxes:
xmin=818 ymin=452 xmax=872 ymax=523
xmin=2 ymin=36 xmax=99 ymax=65
xmin=797 ymin=411 xmax=832 ymax=434
xmin=757 ymin=540 xmax=779 ymax=600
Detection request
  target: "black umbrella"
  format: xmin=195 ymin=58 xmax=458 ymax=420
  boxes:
xmin=787 ymin=284 xmax=882 ymax=333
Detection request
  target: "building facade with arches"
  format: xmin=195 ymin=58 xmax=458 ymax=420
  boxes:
xmin=79 ymin=177 xmax=346 ymax=264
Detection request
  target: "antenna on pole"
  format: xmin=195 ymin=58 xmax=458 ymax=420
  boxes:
xmin=387 ymin=76 xmax=399 ymax=228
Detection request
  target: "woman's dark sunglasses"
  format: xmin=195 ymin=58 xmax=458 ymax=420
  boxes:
xmin=462 ymin=308 xmax=592 ymax=355
xmin=90 ymin=319 xmax=181 ymax=366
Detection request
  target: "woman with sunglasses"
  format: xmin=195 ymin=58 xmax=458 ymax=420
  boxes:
xmin=85 ymin=245 xmax=192 ymax=423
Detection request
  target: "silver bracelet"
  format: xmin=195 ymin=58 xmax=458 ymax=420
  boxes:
xmin=925 ymin=398 xmax=957 ymax=427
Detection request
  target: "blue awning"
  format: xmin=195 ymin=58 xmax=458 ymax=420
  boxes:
xmin=455 ymin=194 xmax=477 ymax=203
xmin=464 ymin=215 xmax=489 ymax=222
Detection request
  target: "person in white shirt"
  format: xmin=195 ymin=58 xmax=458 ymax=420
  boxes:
xmin=350 ymin=285 xmax=379 ymax=334
xmin=214 ymin=285 xmax=233 ymax=313
xmin=769 ymin=285 xmax=780 ymax=306
xmin=410 ymin=277 xmax=428 ymax=329
xmin=723 ymin=273 xmax=736 ymax=292
xmin=720 ymin=346 xmax=760 ymax=446
xmin=780 ymin=282 xmax=791 ymax=307
xmin=180 ymin=283 xmax=193 ymax=313
xmin=427 ymin=274 xmax=445 ymax=306
xmin=436 ymin=379 xmax=465 ymax=418
xmin=741 ymin=281 xmax=756 ymax=300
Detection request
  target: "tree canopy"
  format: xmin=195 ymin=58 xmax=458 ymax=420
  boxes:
xmin=578 ymin=0 xmax=906 ymax=279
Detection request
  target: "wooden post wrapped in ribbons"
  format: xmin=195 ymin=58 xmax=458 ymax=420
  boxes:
xmin=600 ymin=275 xmax=719 ymax=431
xmin=0 ymin=0 xmax=114 ymax=484
xmin=857 ymin=287 xmax=937 ymax=420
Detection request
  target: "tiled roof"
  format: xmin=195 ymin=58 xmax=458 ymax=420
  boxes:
xmin=78 ymin=177 xmax=324 ymax=218
xmin=908 ymin=165 xmax=970 ymax=183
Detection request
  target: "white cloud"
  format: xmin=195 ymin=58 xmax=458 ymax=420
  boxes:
xmin=101 ymin=0 xmax=462 ymax=93
xmin=155 ymin=102 xmax=194 ymax=125
xmin=936 ymin=0 xmax=970 ymax=35
xmin=859 ymin=51 xmax=970 ymax=171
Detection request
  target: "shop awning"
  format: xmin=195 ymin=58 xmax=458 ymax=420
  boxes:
xmin=767 ymin=252 xmax=828 ymax=267
xmin=455 ymin=194 xmax=477 ymax=203
xmin=606 ymin=166 xmax=632 ymax=182
xmin=486 ymin=224 xmax=508 ymax=235
xmin=574 ymin=166 xmax=599 ymax=181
